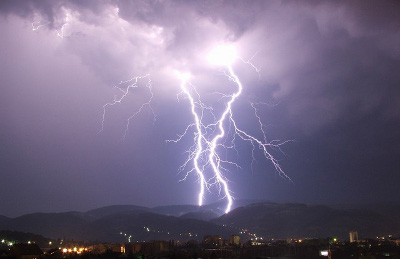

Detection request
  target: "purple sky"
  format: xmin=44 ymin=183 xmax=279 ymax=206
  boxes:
xmin=0 ymin=0 xmax=400 ymax=217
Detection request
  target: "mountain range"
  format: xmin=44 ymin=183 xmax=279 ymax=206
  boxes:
xmin=0 ymin=201 xmax=399 ymax=243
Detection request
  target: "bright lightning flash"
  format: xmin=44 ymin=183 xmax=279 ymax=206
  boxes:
xmin=172 ymin=45 xmax=291 ymax=214
xmin=173 ymin=71 xmax=207 ymax=206
xmin=99 ymin=46 xmax=290 ymax=214
xmin=207 ymin=45 xmax=237 ymax=67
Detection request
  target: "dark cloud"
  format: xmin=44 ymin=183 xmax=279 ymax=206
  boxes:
xmin=0 ymin=0 xmax=399 ymax=216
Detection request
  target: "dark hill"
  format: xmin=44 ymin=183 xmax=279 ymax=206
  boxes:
xmin=150 ymin=205 xmax=200 ymax=217
xmin=2 ymin=202 xmax=400 ymax=242
xmin=0 ymin=215 xmax=10 ymax=227
xmin=84 ymin=211 xmax=232 ymax=242
xmin=2 ymin=212 xmax=88 ymax=240
xmin=150 ymin=200 xmax=266 ymax=217
xmin=85 ymin=205 xmax=149 ymax=220
xmin=180 ymin=209 xmax=220 ymax=221
xmin=0 ymin=210 xmax=232 ymax=242
xmin=212 ymin=202 xmax=399 ymax=239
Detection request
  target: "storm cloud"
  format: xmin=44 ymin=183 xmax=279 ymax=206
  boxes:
xmin=0 ymin=0 xmax=399 ymax=216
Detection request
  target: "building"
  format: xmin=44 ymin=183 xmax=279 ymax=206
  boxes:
xmin=144 ymin=240 xmax=169 ymax=254
xmin=123 ymin=241 xmax=168 ymax=255
xmin=203 ymin=235 xmax=223 ymax=247
xmin=229 ymin=235 xmax=240 ymax=246
xmin=349 ymin=231 xmax=358 ymax=243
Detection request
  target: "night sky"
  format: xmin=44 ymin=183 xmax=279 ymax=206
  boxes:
xmin=1 ymin=0 xmax=399 ymax=217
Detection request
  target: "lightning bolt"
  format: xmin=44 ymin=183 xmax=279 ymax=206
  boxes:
xmin=172 ymin=72 xmax=207 ymax=206
xmin=55 ymin=11 xmax=70 ymax=39
xmin=171 ymin=45 xmax=291 ymax=214
xmin=100 ymin=74 xmax=155 ymax=139
xmin=207 ymin=65 xmax=242 ymax=213
xmin=211 ymin=53 xmax=292 ymax=213
xmin=29 ymin=7 xmax=291 ymax=215
xmin=99 ymin=46 xmax=290 ymax=214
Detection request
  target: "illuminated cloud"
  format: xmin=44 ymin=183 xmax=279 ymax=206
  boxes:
xmin=0 ymin=0 xmax=399 ymax=216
